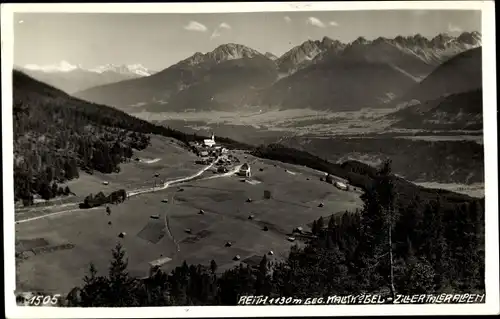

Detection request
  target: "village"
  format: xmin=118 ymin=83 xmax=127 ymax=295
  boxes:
xmin=188 ymin=134 xmax=249 ymax=176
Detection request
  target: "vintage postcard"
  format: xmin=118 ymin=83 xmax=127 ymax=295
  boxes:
xmin=2 ymin=1 xmax=498 ymax=318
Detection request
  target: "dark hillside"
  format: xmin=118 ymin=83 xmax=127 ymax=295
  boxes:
xmin=12 ymin=71 xmax=247 ymax=205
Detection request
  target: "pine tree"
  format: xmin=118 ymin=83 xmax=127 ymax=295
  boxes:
xmin=106 ymin=242 xmax=136 ymax=306
xmin=259 ymin=255 xmax=268 ymax=275
xmin=376 ymin=160 xmax=397 ymax=300
xmin=79 ymin=262 xmax=109 ymax=306
xmin=399 ymin=258 xmax=436 ymax=294
xmin=356 ymin=160 xmax=398 ymax=298
xmin=317 ymin=216 xmax=325 ymax=233
xmin=328 ymin=214 xmax=336 ymax=231
xmin=210 ymin=260 xmax=218 ymax=275
xmin=46 ymin=184 xmax=54 ymax=200
xmin=311 ymin=220 xmax=319 ymax=235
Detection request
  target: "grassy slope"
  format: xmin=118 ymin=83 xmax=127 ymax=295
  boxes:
xmin=15 ymin=151 xmax=362 ymax=294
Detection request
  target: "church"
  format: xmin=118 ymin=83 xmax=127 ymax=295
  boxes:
xmin=203 ymin=133 xmax=216 ymax=147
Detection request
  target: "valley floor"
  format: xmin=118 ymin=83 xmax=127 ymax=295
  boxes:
xmin=130 ymin=109 xmax=485 ymax=197
xmin=131 ymin=108 xmax=484 ymax=142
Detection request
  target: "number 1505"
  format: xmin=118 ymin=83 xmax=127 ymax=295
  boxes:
xmin=28 ymin=294 xmax=61 ymax=306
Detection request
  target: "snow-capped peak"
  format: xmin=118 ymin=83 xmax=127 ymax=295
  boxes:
xmin=89 ymin=63 xmax=153 ymax=76
xmin=23 ymin=60 xmax=82 ymax=73
xmin=265 ymin=52 xmax=278 ymax=61
xmin=22 ymin=61 xmax=153 ymax=77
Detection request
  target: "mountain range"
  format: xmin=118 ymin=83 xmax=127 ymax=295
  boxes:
xmin=75 ymin=43 xmax=279 ymax=111
xmin=18 ymin=61 xmax=155 ymax=94
xmin=59 ymin=32 xmax=483 ymax=113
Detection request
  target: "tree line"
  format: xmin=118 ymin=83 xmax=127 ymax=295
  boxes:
xmin=282 ymin=135 xmax=484 ymax=185
xmin=80 ymin=189 xmax=127 ymax=209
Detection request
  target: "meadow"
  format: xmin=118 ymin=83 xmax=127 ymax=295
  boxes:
xmin=15 ymin=150 xmax=363 ymax=295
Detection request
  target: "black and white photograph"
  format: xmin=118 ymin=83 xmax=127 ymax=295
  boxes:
xmin=2 ymin=2 xmax=498 ymax=317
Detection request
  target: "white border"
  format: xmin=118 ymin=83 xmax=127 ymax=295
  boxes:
xmin=2 ymin=2 xmax=498 ymax=318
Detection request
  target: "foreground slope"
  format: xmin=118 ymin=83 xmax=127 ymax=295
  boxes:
xmin=12 ymin=71 xmax=216 ymax=205
xmin=15 ymin=150 xmax=363 ymax=294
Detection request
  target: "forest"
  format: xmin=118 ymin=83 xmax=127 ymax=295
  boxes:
xmin=283 ymin=136 xmax=484 ymax=185
xmin=252 ymin=143 xmax=478 ymax=204
xmin=65 ymin=160 xmax=485 ymax=307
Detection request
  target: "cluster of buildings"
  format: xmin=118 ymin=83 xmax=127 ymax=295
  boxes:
xmin=189 ymin=133 xmax=252 ymax=178
xmin=189 ymin=134 xmax=228 ymax=165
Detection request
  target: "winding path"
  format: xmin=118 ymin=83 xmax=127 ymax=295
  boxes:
xmin=16 ymin=157 xmax=242 ymax=224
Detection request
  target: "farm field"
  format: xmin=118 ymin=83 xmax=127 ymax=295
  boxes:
xmin=15 ymin=152 xmax=363 ymax=295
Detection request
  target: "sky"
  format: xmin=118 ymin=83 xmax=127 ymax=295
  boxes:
xmin=14 ymin=10 xmax=481 ymax=71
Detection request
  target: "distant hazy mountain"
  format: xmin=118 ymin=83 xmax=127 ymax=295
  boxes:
xmin=18 ymin=61 xmax=155 ymax=94
xmin=397 ymin=47 xmax=482 ymax=105
xmin=75 ymin=43 xmax=278 ymax=111
xmin=388 ymin=47 xmax=483 ymax=131
xmin=389 ymin=89 xmax=483 ymax=131
xmin=264 ymin=52 xmax=278 ymax=61
xmin=73 ymin=32 xmax=481 ymax=113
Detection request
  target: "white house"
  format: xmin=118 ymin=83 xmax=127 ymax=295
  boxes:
xmin=334 ymin=181 xmax=348 ymax=191
xmin=149 ymin=256 xmax=172 ymax=268
xmin=203 ymin=133 xmax=216 ymax=147
xmin=238 ymin=163 xmax=251 ymax=177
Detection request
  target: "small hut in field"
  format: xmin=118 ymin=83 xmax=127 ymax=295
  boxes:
xmin=325 ymin=174 xmax=334 ymax=184
xmin=263 ymin=190 xmax=272 ymax=199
